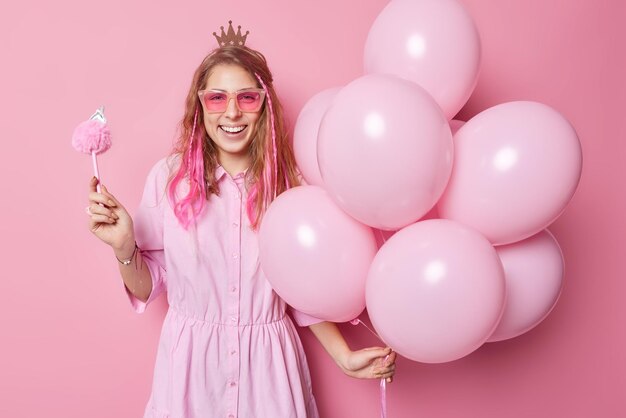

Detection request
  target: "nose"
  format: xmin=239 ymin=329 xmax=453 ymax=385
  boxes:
xmin=223 ymin=96 xmax=242 ymax=119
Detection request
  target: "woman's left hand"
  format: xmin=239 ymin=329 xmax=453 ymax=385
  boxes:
xmin=340 ymin=347 xmax=397 ymax=383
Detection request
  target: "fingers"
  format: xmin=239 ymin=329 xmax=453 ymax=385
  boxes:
xmin=373 ymin=347 xmax=397 ymax=381
xmin=363 ymin=346 xmax=392 ymax=360
xmin=343 ymin=348 xmax=397 ymax=381
xmin=362 ymin=346 xmax=385 ymax=352
xmin=87 ymin=202 xmax=119 ymax=221
xmin=384 ymin=350 xmax=397 ymax=366
xmin=86 ymin=204 xmax=118 ymax=230
xmin=361 ymin=347 xmax=396 ymax=369
xmin=88 ymin=191 xmax=118 ymax=208
xmin=87 ymin=178 xmax=120 ymax=208
xmin=100 ymin=184 xmax=122 ymax=208
xmin=374 ymin=362 xmax=396 ymax=376
xmin=379 ymin=370 xmax=394 ymax=380
xmin=87 ymin=177 xmax=122 ymax=228
xmin=374 ymin=365 xmax=395 ymax=382
xmin=88 ymin=212 xmax=117 ymax=226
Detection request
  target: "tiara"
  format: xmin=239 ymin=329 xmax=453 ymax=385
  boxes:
xmin=213 ymin=20 xmax=249 ymax=47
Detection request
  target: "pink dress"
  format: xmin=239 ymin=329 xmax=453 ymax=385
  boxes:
xmin=124 ymin=157 xmax=321 ymax=418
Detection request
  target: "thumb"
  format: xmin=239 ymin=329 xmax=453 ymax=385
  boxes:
xmin=358 ymin=346 xmax=391 ymax=362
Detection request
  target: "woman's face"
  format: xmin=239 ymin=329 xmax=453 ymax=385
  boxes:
xmin=201 ymin=64 xmax=262 ymax=164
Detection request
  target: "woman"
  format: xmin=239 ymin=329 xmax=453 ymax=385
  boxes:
xmin=86 ymin=39 xmax=396 ymax=418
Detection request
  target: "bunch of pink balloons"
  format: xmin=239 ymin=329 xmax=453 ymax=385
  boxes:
xmin=261 ymin=0 xmax=582 ymax=364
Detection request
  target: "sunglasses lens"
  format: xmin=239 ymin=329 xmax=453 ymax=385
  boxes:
xmin=203 ymin=92 xmax=228 ymax=111
xmin=237 ymin=91 xmax=262 ymax=111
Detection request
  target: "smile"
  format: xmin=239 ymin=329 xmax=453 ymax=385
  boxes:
xmin=220 ymin=125 xmax=247 ymax=133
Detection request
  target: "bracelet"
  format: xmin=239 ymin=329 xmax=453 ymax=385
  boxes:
xmin=116 ymin=242 xmax=138 ymax=265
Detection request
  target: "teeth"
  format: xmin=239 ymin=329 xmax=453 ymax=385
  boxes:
xmin=221 ymin=125 xmax=245 ymax=133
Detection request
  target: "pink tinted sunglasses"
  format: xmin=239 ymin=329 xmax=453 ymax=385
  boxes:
xmin=198 ymin=88 xmax=266 ymax=113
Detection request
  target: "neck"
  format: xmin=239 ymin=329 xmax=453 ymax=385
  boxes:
xmin=218 ymin=152 xmax=250 ymax=177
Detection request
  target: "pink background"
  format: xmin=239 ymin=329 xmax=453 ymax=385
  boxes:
xmin=0 ymin=0 xmax=623 ymax=416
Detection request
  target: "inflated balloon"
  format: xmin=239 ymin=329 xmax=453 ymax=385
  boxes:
xmin=293 ymin=87 xmax=341 ymax=187
xmin=364 ymin=0 xmax=481 ymax=120
xmin=259 ymin=186 xmax=377 ymax=322
xmin=318 ymin=74 xmax=453 ymax=230
xmin=488 ymin=229 xmax=564 ymax=342
xmin=437 ymin=101 xmax=582 ymax=245
xmin=366 ymin=219 xmax=506 ymax=363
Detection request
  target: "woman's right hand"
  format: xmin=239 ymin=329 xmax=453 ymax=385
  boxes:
xmin=87 ymin=177 xmax=135 ymax=255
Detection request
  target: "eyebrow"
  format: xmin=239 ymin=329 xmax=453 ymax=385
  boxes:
xmin=205 ymin=87 xmax=259 ymax=92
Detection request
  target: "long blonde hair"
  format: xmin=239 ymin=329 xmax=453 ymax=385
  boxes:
xmin=167 ymin=46 xmax=300 ymax=230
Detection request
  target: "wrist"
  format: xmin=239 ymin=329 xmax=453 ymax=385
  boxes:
xmin=335 ymin=347 xmax=353 ymax=372
xmin=113 ymin=237 xmax=136 ymax=259
xmin=115 ymin=242 xmax=138 ymax=265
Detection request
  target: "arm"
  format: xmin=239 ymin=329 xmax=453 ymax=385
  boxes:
xmin=309 ymin=321 xmax=396 ymax=382
xmin=88 ymin=178 xmax=153 ymax=303
xmin=113 ymin=236 xmax=153 ymax=303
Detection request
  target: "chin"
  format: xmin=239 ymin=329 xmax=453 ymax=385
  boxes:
xmin=217 ymin=141 xmax=252 ymax=157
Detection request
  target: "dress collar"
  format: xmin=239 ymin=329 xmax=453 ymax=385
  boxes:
xmin=215 ymin=165 xmax=249 ymax=181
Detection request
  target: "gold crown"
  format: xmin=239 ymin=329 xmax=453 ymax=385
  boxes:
xmin=213 ymin=20 xmax=249 ymax=47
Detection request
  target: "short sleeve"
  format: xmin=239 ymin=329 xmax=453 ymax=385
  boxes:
xmin=289 ymin=306 xmax=325 ymax=327
xmin=124 ymin=158 xmax=171 ymax=313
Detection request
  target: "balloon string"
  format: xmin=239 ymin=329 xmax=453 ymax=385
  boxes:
xmin=350 ymin=318 xmax=384 ymax=344
xmin=381 ymin=378 xmax=387 ymax=418
xmin=350 ymin=318 xmax=388 ymax=418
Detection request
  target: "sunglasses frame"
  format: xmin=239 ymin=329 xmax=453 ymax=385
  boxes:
xmin=197 ymin=88 xmax=266 ymax=113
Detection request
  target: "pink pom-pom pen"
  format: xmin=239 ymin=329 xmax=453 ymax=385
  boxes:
xmin=71 ymin=106 xmax=112 ymax=193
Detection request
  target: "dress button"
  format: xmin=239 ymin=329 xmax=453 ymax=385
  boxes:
xmin=231 ymin=286 xmax=237 ymax=292
xmin=232 ymin=222 xmax=239 ymax=227
xmin=231 ymin=316 xmax=237 ymax=322
xmin=230 ymin=350 xmax=237 ymax=355
xmin=232 ymin=253 xmax=239 ymax=259
xmin=229 ymin=381 xmax=237 ymax=387
xmin=228 ymin=414 xmax=235 ymax=418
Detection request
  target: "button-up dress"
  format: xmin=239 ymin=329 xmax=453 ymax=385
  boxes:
xmin=124 ymin=157 xmax=321 ymax=418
